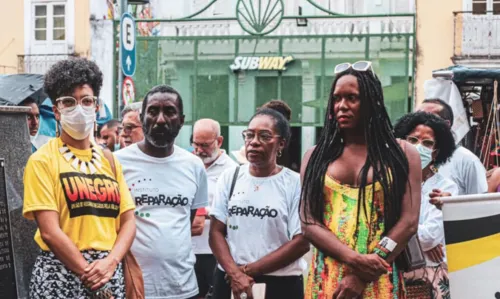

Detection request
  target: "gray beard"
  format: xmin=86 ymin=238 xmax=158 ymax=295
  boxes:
xmin=200 ymin=150 xmax=220 ymax=164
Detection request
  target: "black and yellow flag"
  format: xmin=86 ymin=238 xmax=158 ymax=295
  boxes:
xmin=443 ymin=194 xmax=500 ymax=298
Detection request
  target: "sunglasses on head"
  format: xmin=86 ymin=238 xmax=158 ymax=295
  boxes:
xmin=334 ymin=61 xmax=374 ymax=76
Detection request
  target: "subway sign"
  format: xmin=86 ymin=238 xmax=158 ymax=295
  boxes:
xmin=229 ymin=56 xmax=294 ymax=71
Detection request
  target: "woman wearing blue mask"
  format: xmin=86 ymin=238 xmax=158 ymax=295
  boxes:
xmin=394 ymin=111 xmax=457 ymax=299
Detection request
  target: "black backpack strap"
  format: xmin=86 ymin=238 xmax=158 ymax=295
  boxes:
xmin=228 ymin=166 xmax=240 ymax=201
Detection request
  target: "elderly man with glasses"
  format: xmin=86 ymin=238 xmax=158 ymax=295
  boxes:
xmin=119 ymin=104 xmax=144 ymax=148
xmin=191 ymin=118 xmax=237 ymax=298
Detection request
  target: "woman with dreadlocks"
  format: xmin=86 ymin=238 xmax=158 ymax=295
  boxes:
xmin=300 ymin=62 xmax=422 ymax=299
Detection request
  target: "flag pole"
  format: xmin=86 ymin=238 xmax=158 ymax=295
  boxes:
xmin=441 ymin=192 xmax=500 ymax=203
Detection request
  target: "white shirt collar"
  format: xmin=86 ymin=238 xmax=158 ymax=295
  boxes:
xmin=208 ymin=150 xmax=229 ymax=169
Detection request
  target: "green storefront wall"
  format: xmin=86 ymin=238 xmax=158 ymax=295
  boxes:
xmin=110 ymin=2 xmax=417 ymax=164
xmin=129 ymin=35 xmax=413 ymax=156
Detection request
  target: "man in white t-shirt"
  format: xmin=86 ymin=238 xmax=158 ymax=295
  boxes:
xmin=190 ymin=118 xmax=237 ymax=298
xmin=116 ymin=85 xmax=208 ymax=299
xmin=417 ymin=98 xmax=488 ymax=195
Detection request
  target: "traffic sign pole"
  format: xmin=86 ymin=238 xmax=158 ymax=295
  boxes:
xmin=117 ymin=0 xmax=127 ymax=119
xmin=120 ymin=13 xmax=136 ymax=77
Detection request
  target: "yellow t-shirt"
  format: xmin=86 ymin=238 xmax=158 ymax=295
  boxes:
xmin=23 ymin=138 xmax=136 ymax=251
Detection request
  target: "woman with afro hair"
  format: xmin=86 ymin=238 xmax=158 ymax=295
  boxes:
xmin=22 ymin=58 xmax=136 ymax=299
xmin=394 ymin=111 xmax=458 ymax=299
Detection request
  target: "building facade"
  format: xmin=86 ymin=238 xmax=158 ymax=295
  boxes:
xmin=0 ymin=0 xmax=91 ymax=75
xmin=0 ymin=0 xmax=24 ymax=74
xmin=415 ymin=0 xmax=500 ymax=104
xmin=92 ymin=0 xmax=416 ymax=169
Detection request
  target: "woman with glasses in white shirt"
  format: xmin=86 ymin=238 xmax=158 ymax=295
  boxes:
xmin=394 ymin=111 xmax=458 ymax=299
xmin=209 ymin=108 xmax=309 ymax=299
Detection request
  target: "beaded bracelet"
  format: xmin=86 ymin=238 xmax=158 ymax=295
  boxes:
xmin=373 ymin=247 xmax=388 ymax=259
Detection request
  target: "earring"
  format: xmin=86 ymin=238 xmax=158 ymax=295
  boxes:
xmin=277 ymin=150 xmax=282 ymax=157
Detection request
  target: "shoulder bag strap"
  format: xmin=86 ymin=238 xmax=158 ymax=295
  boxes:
xmin=228 ymin=166 xmax=240 ymax=201
xmin=101 ymin=149 xmax=145 ymax=298
xmin=102 ymin=149 xmax=117 ymax=179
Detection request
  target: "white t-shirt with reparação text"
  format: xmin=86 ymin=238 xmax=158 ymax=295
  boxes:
xmin=116 ymin=144 xmax=208 ymax=299
xmin=192 ymin=151 xmax=237 ymax=255
xmin=210 ymin=164 xmax=306 ymax=276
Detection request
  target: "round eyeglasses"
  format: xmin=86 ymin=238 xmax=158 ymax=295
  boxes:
xmin=406 ymin=136 xmax=435 ymax=149
xmin=55 ymin=96 xmax=98 ymax=111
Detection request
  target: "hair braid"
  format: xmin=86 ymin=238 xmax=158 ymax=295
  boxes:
xmin=300 ymin=68 xmax=410 ymax=235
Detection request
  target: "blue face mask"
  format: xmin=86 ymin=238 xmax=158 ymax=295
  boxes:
xmin=415 ymin=144 xmax=433 ymax=169
xmin=114 ymin=143 xmax=120 ymax=152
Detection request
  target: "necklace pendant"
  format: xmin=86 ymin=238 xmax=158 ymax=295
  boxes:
xmin=80 ymin=162 xmax=88 ymax=173
xmin=59 ymin=144 xmax=102 ymax=174
xmin=88 ymin=162 xmax=97 ymax=174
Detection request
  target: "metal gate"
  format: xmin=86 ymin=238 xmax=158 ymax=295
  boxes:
xmin=111 ymin=0 xmax=416 ymax=128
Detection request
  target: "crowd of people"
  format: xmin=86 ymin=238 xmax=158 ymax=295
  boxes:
xmin=20 ymin=57 xmax=491 ymax=299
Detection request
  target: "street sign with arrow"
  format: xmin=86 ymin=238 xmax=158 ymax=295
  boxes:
xmin=121 ymin=12 xmax=136 ymax=77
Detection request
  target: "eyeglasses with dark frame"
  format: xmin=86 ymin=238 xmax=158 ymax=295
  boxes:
xmin=192 ymin=139 xmax=217 ymax=150
xmin=119 ymin=123 xmax=142 ymax=134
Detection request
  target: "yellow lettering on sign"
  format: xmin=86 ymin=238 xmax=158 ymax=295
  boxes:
xmin=259 ymin=57 xmax=273 ymax=70
xmin=278 ymin=56 xmax=293 ymax=70
xmin=269 ymin=57 xmax=280 ymax=70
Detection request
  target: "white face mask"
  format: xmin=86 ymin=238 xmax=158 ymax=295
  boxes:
xmin=59 ymin=105 xmax=96 ymax=140
xmin=415 ymin=144 xmax=433 ymax=169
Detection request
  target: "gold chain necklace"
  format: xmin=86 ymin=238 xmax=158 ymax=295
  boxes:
xmin=252 ymin=165 xmax=280 ymax=191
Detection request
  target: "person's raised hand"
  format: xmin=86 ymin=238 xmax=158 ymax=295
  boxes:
xmin=429 ymin=189 xmax=451 ymax=210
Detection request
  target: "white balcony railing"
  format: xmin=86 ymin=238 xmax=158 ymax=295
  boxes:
xmin=17 ymin=54 xmax=76 ymax=74
xmin=455 ymin=11 xmax=500 ymax=57
xmin=152 ymin=15 xmax=414 ymax=37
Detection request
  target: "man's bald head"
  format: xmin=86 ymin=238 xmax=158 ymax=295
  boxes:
xmin=192 ymin=118 xmax=223 ymax=166
xmin=193 ymin=118 xmax=221 ymax=136
xmin=416 ymin=98 xmax=454 ymax=127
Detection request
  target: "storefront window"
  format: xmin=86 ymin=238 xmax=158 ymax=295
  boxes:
xmin=135 ymin=32 xmax=413 ymax=155
xmin=145 ymin=36 xmax=412 ymax=127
